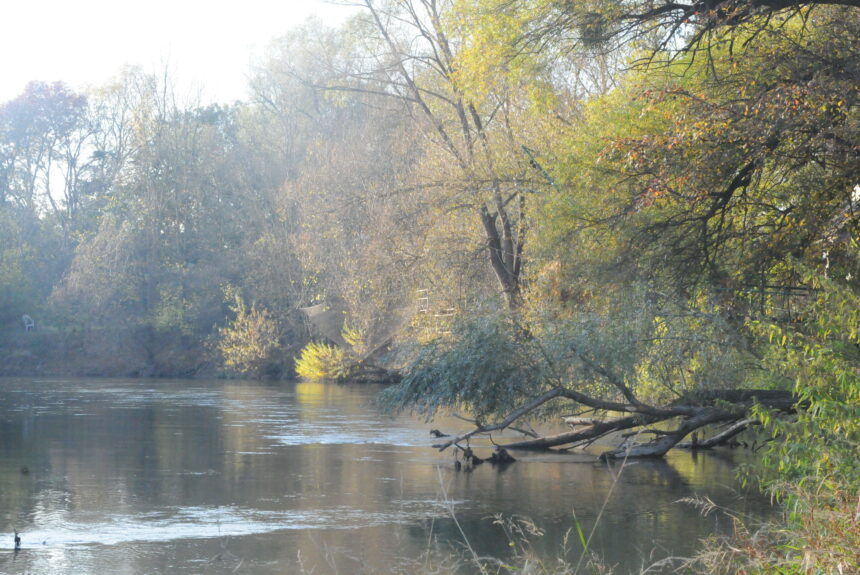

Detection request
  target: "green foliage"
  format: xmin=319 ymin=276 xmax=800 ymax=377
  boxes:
xmin=152 ymin=285 xmax=199 ymax=337
xmin=752 ymin=269 xmax=860 ymax=489
xmin=385 ymin=289 xmax=752 ymax=423
xmin=294 ymin=341 xmax=355 ymax=382
xmin=0 ymin=212 xmax=40 ymax=323
xmin=534 ymin=8 xmax=860 ymax=298
xmin=381 ymin=312 xmax=547 ymax=423
xmin=686 ymin=264 xmax=860 ymax=575
xmin=633 ymin=302 xmax=752 ymax=404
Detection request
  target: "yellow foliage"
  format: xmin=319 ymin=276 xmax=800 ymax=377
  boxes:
xmin=294 ymin=341 xmax=355 ymax=382
xmin=217 ymin=293 xmax=282 ymax=377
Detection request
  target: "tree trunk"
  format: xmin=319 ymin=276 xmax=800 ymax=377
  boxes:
xmin=599 ymin=408 xmax=738 ymax=460
xmin=480 ymin=207 xmax=522 ymax=308
xmin=503 ymin=414 xmax=662 ymax=450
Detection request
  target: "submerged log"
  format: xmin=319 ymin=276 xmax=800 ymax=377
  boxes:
xmin=487 ymin=446 xmax=516 ymax=465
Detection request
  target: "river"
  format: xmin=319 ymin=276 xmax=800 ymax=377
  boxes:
xmin=0 ymin=377 xmax=772 ymax=574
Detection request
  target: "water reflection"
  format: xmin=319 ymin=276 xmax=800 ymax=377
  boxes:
xmin=0 ymin=378 xmax=772 ymax=574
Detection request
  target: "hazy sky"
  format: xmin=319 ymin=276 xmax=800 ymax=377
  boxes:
xmin=1 ymin=0 xmax=357 ymax=104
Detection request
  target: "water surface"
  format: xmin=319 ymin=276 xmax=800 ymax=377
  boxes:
xmin=0 ymin=378 xmax=771 ymax=573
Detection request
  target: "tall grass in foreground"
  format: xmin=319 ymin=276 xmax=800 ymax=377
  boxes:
xmin=398 ymin=482 xmax=857 ymax=575
xmin=289 ymin=470 xmax=858 ymax=574
xmin=679 ymin=484 xmax=859 ymax=575
xmin=288 ymin=457 xmax=627 ymax=575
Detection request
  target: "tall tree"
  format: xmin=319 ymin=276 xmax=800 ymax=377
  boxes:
xmin=338 ymin=0 xmax=553 ymax=309
xmin=0 ymin=82 xmax=92 ymax=245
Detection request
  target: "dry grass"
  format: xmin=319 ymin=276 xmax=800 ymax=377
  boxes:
xmin=678 ymin=484 xmax=859 ymax=575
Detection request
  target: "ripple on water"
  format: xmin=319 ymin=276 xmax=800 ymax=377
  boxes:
xmin=265 ymin=428 xmax=429 ymax=447
xmin=14 ymin=501 xmax=458 ymax=548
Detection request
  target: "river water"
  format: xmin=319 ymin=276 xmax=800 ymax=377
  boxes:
xmin=0 ymin=378 xmax=771 ymax=574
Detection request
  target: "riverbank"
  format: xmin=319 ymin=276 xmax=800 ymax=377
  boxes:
xmin=0 ymin=326 xmax=216 ymax=378
xmin=688 ymin=483 xmax=859 ymax=574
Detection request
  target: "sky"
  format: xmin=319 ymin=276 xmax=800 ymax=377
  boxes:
xmin=0 ymin=0 xmax=358 ymax=105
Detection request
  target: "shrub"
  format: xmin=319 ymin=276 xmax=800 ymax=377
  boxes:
xmin=295 ymin=341 xmax=355 ymax=381
xmin=218 ymin=293 xmax=282 ymax=378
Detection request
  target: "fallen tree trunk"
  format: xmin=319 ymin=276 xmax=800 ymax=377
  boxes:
xmin=677 ymin=418 xmax=759 ymax=449
xmin=432 ymin=388 xmax=797 ymax=461
xmin=594 ymin=390 xmax=797 ymax=460
xmin=598 ymin=408 xmax=740 ymax=460
xmin=503 ymin=414 xmax=662 ymax=450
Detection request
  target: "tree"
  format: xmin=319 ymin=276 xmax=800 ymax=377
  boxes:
xmin=0 ymin=81 xmax=93 ymax=245
xmin=0 ymin=82 xmax=93 ymax=321
xmin=383 ymin=297 xmax=798 ymax=459
xmin=248 ymin=19 xmax=422 ymax=371
xmin=324 ymin=0 xmax=558 ymax=309
xmin=52 ymin=72 xmax=275 ymax=375
xmin=480 ymin=0 xmax=860 ymax=59
xmin=218 ymin=291 xmax=283 ymax=378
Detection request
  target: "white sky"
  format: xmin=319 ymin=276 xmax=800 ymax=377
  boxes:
xmin=0 ymin=0 xmax=358 ymax=105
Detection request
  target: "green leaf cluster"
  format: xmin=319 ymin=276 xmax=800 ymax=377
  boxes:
xmin=752 ymin=268 xmax=860 ymax=490
xmin=381 ymin=312 xmax=547 ymax=423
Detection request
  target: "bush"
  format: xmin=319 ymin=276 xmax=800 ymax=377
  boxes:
xmin=218 ymin=293 xmax=283 ymax=378
xmin=295 ymin=341 xmax=356 ymax=381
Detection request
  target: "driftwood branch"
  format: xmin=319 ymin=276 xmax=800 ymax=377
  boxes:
xmin=563 ymin=416 xmax=605 ymax=426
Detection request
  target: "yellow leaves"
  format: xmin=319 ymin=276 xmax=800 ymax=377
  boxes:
xmin=217 ymin=292 xmax=281 ymax=376
xmin=295 ymin=341 xmax=355 ymax=381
